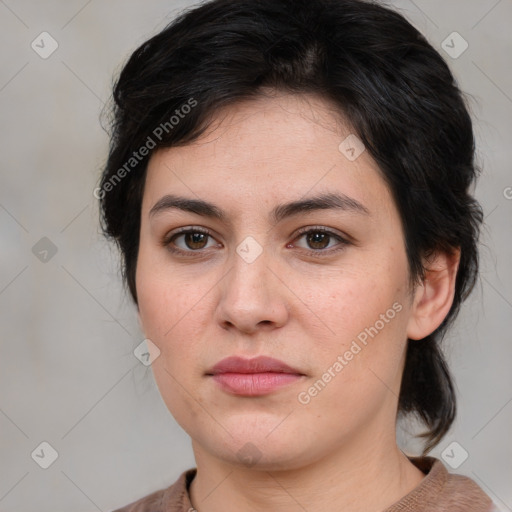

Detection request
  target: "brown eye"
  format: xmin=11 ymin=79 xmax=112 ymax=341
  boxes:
xmin=182 ymin=232 xmax=209 ymax=250
xmin=163 ymin=228 xmax=219 ymax=254
xmin=305 ymin=231 xmax=331 ymax=250
xmin=292 ymin=227 xmax=350 ymax=256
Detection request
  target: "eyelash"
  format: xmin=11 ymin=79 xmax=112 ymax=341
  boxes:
xmin=161 ymin=225 xmax=350 ymax=258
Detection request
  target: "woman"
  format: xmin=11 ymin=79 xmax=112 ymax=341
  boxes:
xmin=99 ymin=0 xmax=496 ymax=510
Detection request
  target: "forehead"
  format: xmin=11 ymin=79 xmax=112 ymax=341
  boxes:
xmin=142 ymin=93 xmax=393 ymax=220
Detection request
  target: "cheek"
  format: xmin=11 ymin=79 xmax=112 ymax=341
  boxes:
xmin=137 ymin=275 xmax=202 ymax=369
xmin=136 ymin=261 xmax=211 ymax=431
xmin=300 ymin=264 xmax=404 ymax=338
xmin=136 ymin=245 xmax=208 ymax=340
xmin=297 ymin=264 xmax=409 ymax=393
xmin=135 ymin=251 xmax=219 ymax=381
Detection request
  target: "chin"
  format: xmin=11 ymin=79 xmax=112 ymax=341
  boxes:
xmin=197 ymin=425 xmax=322 ymax=472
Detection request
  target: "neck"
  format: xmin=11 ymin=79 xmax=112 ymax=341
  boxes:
xmin=189 ymin=432 xmax=425 ymax=512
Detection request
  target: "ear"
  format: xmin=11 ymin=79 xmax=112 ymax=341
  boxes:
xmin=406 ymin=248 xmax=461 ymax=341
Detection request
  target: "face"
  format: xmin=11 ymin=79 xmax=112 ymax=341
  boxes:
xmin=136 ymin=92 xmax=420 ymax=470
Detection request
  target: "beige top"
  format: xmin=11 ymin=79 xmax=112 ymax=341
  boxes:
xmin=112 ymin=456 xmax=496 ymax=511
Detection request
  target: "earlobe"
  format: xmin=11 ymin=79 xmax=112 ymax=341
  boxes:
xmin=406 ymin=249 xmax=461 ymax=341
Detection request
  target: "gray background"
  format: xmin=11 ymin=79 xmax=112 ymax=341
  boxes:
xmin=0 ymin=1 xmax=511 ymax=511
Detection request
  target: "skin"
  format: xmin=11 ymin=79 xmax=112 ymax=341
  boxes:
xmin=135 ymin=91 xmax=460 ymax=512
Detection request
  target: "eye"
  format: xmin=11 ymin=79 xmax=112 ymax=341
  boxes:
xmin=162 ymin=227 xmax=220 ymax=254
xmin=161 ymin=225 xmax=350 ymax=258
xmin=291 ymin=226 xmax=349 ymax=256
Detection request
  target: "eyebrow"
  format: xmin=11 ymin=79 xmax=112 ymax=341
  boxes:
xmin=149 ymin=192 xmax=370 ymax=223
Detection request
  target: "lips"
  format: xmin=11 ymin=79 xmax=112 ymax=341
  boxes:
xmin=206 ymin=356 xmax=305 ymax=396
xmin=208 ymin=355 xmax=302 ymax=375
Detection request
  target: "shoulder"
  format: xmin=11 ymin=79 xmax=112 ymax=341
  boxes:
xmin=110 ymin=468 xmax=197 ymax=512
xmin=386 ymin=456 xmax=496 ymax=512
xmin=442 ymin=471 xmax=495 ymax=510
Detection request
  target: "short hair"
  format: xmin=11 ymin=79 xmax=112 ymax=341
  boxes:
xmin=99 ymin=0 xmax=483 ymax=453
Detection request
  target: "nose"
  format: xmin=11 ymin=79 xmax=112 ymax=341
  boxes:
xmin=215 ymin=242 xmax=289 ymax=334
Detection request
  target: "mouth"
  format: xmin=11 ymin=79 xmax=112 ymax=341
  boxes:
xmin=206 ymin=355 xmax=305 ymax=396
